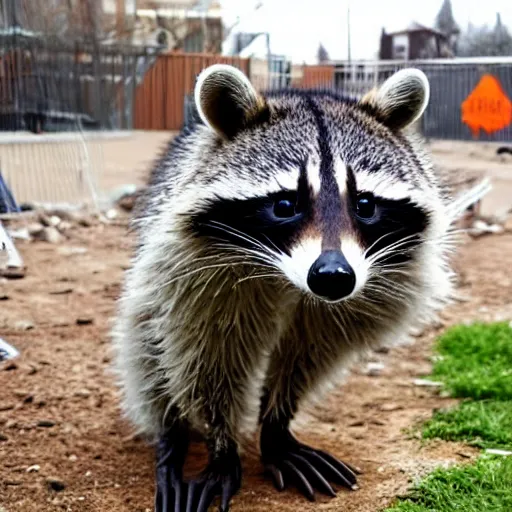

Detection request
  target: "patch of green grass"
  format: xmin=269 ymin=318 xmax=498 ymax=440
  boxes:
xmin=385 ymin=455 xmax=512 ymax=512
xmin=422 ymin=400 xmax=512 ymax=449
xmin=431 ymin=322 xmax=512 ymax=401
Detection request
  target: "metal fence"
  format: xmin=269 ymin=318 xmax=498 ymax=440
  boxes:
xmin=332 ymin=58 xmax=512 ymax=142
xmin=0 ymin=35 xmax=160 ymax=132
xmin=177 ymin=57 xmax=512 ymax=143
xmin=0 ymin=34 xmax=162 ymax=209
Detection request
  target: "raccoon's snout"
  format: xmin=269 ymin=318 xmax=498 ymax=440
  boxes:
xmin=307 ymin=250 xmax=356 ymax=302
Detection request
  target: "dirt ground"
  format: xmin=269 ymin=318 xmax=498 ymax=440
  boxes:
xmin=1 ymin=138 xmax=512 ymax=512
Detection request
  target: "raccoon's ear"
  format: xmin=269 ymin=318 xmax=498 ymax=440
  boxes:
xmin=360 ymin=68 xmax=429 ymax=130
xmin=194 ymin=64 xmax=267 ymax=139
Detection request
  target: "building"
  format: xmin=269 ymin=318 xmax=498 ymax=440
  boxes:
xmin=379 ymin=22 xmax=453 ymax=60
xmin=109 ymin=0 xmax=224 ymax=52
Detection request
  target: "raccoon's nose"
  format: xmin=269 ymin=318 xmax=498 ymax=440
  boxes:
xmin=307 ymin=251 xmax=356 ymax=302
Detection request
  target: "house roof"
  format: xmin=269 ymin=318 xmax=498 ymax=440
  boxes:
xmin=387 ymin=21 xmax=446 ymax=38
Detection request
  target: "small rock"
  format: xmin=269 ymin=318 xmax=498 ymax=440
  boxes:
xmin=76 ymin=317 xmax=94 ymax=326
xmin=78 ymin=216 xmax=93 ymax=227
xmin=40 ymin=227 xmax=63 ymax=244
xmin=85 ymin=470 xmax=92 ymax=477
xmin=105 ymin=209 xmax=118 ymax=220
xmin=14 ymin=320 xmax=35 ymax=331
xmin=27 ymin=223 xmax=44 ymax=237
xmin=365 ymin=362 xmax=385 ymax=377
xmin=0 ymin=433 xmax=8 ymax=441
xmin=4 ymin=362 xmax=18 ymax=371
xmin=52 ymin=320 xmax=71 ymax=328
xmin=410 ymin=326 xmax=425 ymax=337
xmin=69 ymin=454 xmax=78 ymax=462
xmin=413 ymin=379 xmax=443 ymax=388
xmin=26 ymin=464 xmax=40 ymax=472
xmin=0 ymin=267 xmax=26 ymax=279
xmin=8 ymin=228 xmax=30 ymax=241
xmin=348 ymin=420 xmax=365 ymax=427
xmin=48 ymin=215 xmax=61 ymax=227
xmin=380 ymin=403 xmax=404 ymax=412
xmin=57 ymin=221 xmax=73 ymax=232
xmin=38 ymin=213 xmax=53 ymax=226
xmin=45 ymin=208 xmax=81 ymax=223
xmin=0 ymin=403 xmax=15 ymax=412
xmin=57 ymin=246 xmax=88 ymax=257
xmin=118 ymin=194 xmax=137 ymax=211
xmin=457 ymin=451 xmax=473 ymax=459
xmin=49 ymin=288 xmax=74 ymax=296
xmin=0 ymin=294 xmax=9 ymax=301
xmin=37 ymin=420 xmax=55 ymax=428
xmin=74 ymin=389 xmax=91 ymax=398
xmin=46 ymin=476 xmax=66 ymax=492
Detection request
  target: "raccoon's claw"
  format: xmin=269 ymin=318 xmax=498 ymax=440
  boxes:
xmin=261 ymin=425 xmax=359 ymax=501
xmin=185 ymin=454 xmax=242 ymax=512
xmin=154 ymin=428 xmax=189 ymax=512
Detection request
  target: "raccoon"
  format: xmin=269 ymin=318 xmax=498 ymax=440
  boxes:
xmin=113 ymin=64 xmax=458 ymax=512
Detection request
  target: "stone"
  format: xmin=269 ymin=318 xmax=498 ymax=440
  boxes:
xmin=26 ymin=464 xmax=40 ymax=472
xmin=58 ymin=221 xmax=73 ymax=232
xmin=118 ymin=194 xmax=136 ymax=211
xmin=57 ymin=246 xmax=88 ymax=256
xmin=0 ymin=267 xmax=26 ymax=279
xmin=14 ymin=320 xmax=35 ymax=331
xmin=49 ymin=288 xmax=73 ymax=295
xmin=27 ymin=223 xmax=45 ymax=237
xmin=46 ymin=476 xmax=66 ymax=492
xmin=76 ymin=317 xmax=94 ymax=326
xmin=365 ymin=362 xmax=385 ymax=376
xmin=37 ymin=419 xmax=56 ymax=428
xmin=40 ymin=227 xmax=63 ymax=244
xmin=105 ymin=209 xmax=118 ymax=220
xmin=380 ymin=403 xmax=404 ymax=412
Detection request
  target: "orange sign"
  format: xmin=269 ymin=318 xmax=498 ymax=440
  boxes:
xmin=461 ymin=74 xmax=512 ymax=137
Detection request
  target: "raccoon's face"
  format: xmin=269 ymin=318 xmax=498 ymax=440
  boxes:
xmin=189 ymin=65 xmax=447 ymax=305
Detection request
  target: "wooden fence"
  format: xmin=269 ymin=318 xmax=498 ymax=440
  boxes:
xmin=133 ymin=53 xmax=336 ymax=131
xmin=134 ymin=53 xmax=250 ymax=131
xmin=301 ymin=65 xmax=335 ymax=89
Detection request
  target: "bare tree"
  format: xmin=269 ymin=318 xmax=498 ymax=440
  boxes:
xmin=458 ymin=13 xmax=512 ymax=56
xmin=434 ymin=0 xmax=460 ymax=53
xmin=317 ymin=43 xmax=330 ymax=64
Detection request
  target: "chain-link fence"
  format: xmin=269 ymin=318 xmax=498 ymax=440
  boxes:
xmin=333 ymin=58 xmax=512 ymax=142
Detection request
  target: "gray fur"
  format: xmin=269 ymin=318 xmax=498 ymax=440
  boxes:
xmin=112 ymin=67 xmax=456 ymax=461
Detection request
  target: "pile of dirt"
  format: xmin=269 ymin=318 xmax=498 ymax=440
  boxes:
xmin=1 ymin=211 xmax=512 ymax=511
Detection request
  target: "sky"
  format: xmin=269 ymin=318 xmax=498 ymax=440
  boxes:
xmin=220 ymin=0 xmax=512 ymax=63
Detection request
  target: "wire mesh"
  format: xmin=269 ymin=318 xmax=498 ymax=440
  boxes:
xmin=0 ymin=1 xmax=161 ymax=209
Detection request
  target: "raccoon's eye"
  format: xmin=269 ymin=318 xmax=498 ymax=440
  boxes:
xmin=356 ymin=193 xmax=376 ymax=219
xmin=273 ymin=198 xmax=296 ymax=218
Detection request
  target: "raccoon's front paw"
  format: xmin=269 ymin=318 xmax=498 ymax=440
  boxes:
xmin=154 ymin=426 xmax=189 ymax=512
xmin=260 ymin=423 xmax=359 ymax=501
xmin=185 ymin=451 xmax=242 ymax=512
